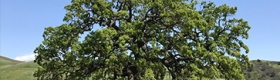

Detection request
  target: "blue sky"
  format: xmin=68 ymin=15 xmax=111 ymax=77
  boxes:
xmin=0 ymin=0 xmax=279 ymax=61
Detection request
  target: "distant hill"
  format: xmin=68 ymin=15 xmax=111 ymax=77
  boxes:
xmin=0 ymin=56 xmax=279 ymax=80
xmin=0 ymin=56 xmax=38 ymax=80
xmin=244 ymin=60 xmax=280 ymax=80
xmin=0 ymin=56 xmax=23 ymax=69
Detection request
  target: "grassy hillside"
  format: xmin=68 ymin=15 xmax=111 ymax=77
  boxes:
xmin=244 ymin=60 xmax=280 ymax=80
xmin=0 ymin=56 xmax=38 ymax=80
xmin=0 ymin=56 xmax=23 ymax=69
xmin=0 ymin=56 xmax=280 ymax=80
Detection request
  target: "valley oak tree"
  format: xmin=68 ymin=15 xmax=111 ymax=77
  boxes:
xmin=34 ymin=0 xmax=251 ymax=80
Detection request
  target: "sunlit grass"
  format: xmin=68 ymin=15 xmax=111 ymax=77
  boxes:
xmin=0 ymin=56 xmax=38 ymax=80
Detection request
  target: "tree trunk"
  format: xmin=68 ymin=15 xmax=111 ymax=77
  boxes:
xmin=128 ymin=73 xmax=134 ymax=80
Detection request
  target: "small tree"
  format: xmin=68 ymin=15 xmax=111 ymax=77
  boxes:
xmin=34 ymin=0 xmax=251 ymax=80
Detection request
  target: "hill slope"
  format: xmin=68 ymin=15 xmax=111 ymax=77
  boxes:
xmin=0 ymin=56 xmax=38 ymax=80
xmin=0 ymin=56 xmax=23 ymax=69
xmin=244 ymin=60 xmax=280 ymax=80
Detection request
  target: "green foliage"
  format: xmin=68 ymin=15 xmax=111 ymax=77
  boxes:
xmin=143 ymin=68 xmax=156 ymax=80
xmin=3 ymin=55 xmax=280 ymax=80
xmin=34 ymin=0 xmax=251 ymax=80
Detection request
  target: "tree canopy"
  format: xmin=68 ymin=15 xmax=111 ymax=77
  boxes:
xmin=34 ymin=0 xmax=251 ymax=80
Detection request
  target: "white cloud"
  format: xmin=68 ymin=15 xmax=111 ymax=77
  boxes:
xmin=15 ymin=53 xmax=36 ymax=61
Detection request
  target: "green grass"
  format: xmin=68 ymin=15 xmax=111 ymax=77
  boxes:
xmin=244 ymin=60 xmax=280 ymax=80
xmin=0 ymin=56 xmax=38 ymax=80
xmin=0 ymin=56 xmax=23 ymax=69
